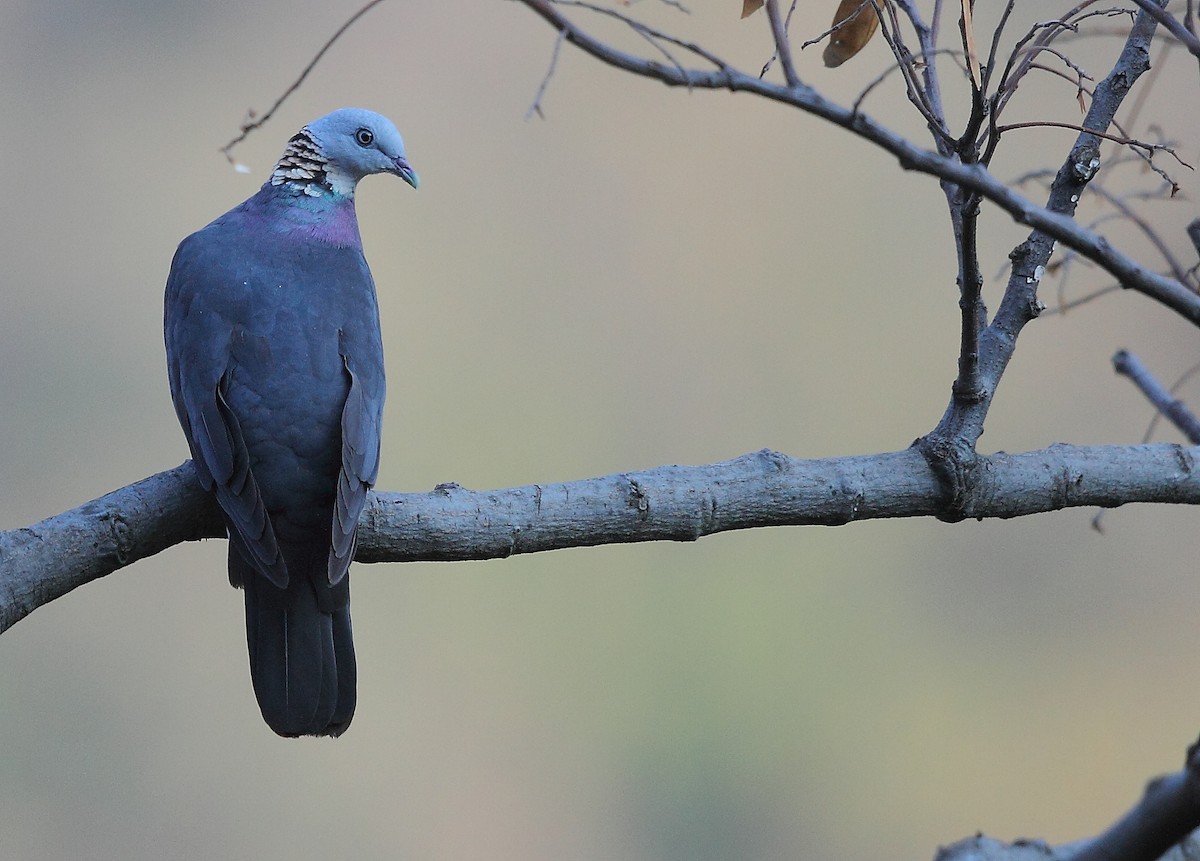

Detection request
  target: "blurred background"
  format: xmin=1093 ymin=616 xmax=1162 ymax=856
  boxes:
xmin=2 ymin=2 xmax=1199 ymax=859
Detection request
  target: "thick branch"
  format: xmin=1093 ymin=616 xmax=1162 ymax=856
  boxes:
xmin=1127 ymin=0 xmax=1200 ymax=67
xmin=1066 ymin=737 xmax=1200 ymax=861
xmin=0 ymin=466 xmax=224 ymax=635
xmin=514 ymin=0 xmax=1200 ymax=325
xmin=4 ymin=443 xmax=1199 ymax=633
xmin=931 ymin=735 xmax=1200 ymax=861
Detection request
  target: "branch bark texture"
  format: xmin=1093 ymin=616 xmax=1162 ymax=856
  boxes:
xmin=3 ymin=442 xmax=1198 ymax=633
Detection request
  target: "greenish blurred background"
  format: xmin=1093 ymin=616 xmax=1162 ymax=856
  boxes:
xmin=2 ymin=2 xmax=1199 ymax=858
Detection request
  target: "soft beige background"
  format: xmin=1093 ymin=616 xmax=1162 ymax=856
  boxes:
xmin=2 ymin=2 xmax=1199 ymax=859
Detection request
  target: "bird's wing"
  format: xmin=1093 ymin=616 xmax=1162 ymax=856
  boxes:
xmin=329 ymin=352 xmax=381 ymax=585
xmin=165 ymin=234 xmax=288 ymax=588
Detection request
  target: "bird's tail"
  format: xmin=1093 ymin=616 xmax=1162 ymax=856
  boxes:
xmin=232 ymin=546 xmax=356 ymax=737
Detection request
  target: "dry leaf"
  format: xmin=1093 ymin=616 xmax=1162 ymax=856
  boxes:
xmin=823 ymin=0 xmax=881 ymax=68
xmin=742 ymin=0 xmax=763 ymax=18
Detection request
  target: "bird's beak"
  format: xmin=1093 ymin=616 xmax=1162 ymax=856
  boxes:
xmin=392 ymin=156 xmax=419 ymax=189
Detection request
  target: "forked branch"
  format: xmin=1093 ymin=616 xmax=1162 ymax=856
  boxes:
xmin=514 ymin=0 xmax=1199 ymax=328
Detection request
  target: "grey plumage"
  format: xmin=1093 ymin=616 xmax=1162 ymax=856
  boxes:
xmin=164 ymin=108 xmax=417 ymax=736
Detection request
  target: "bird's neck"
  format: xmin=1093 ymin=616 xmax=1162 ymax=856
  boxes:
xmin=269 ymin=128 xmax=355 ymax=199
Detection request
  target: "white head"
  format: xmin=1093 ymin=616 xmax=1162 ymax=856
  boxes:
xmin=271 ymin=108 xmax=419 ymax=198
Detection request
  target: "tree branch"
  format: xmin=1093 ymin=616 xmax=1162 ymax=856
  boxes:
xmin=1115 ymin=350 xmax=1200 ymax=445
xmin=1127 ymin=0 xmax=1200 ymax=68
xmin=1066 ymin=736 xmax=1200 ymax=861
xmin=950 ymin=191 xmax=986 ymax=404
xmin=219 ymin=0 xmax=389 ymax=162
xmin=763 ymin=0 xmax=799 ymax=87
xmin=514 ymin=0 xmax=1199 ymax=327
xmin=927 ymin=2 xmax=1167 ymax=452
xmin=924 ymin=735 xmax=1200 ymax=861
xmin=4 ymin=442 xmax=1199 ymax=633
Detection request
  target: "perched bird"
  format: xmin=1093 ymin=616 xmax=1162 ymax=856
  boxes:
xmin=164 ymin=108 xmax=418 ymax=737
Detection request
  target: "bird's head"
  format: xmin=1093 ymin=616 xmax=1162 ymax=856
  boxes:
xmin=271 ymin=108 xmax=419 ymax=198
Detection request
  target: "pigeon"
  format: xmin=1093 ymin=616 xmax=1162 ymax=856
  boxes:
xmin=164 ymin=108 xmax=418 ymax=737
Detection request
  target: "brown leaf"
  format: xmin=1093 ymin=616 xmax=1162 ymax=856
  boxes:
xmin=823 ymin=0 xmax=881 ymax=68
xmin=741 ymin=0 xmax=763 ymax=18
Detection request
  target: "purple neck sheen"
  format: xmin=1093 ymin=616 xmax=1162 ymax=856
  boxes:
xmin=240 ymin=183 xmax=363 ymax=249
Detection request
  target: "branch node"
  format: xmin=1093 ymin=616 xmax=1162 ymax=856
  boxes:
xmin=1072 ymin=153 xmax=1102 ymax=182
xmin=914 ymin=435 xmax=980 ymax=522
xmin=627 ymin=478 xmax=651 ymax=517
xmin=951 ymin=379 xmax=988 ymax=404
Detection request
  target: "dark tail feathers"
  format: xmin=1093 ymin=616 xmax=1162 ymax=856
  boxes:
xmin=232 ymin=547 xmax=356 ymax=737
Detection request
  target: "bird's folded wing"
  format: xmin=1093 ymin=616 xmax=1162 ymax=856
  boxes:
xmin=329 ymin=355 xmax=380 ymax=585
xmin=165 ymin=244 xmax=288 ymax=588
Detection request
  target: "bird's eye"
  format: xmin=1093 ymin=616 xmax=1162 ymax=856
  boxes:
xmin=355 ymin=128 xmax=375 ymax=147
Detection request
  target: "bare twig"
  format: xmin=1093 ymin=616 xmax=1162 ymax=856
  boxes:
xmin=548 ymin=0 xmax=729 ymax=69
xmin=993 ymin=120 xmax=1194 ymax=170
xmin=873 ymin=0 xmax=953 ymax=145
xmin=764 ymin=0 xmax=799 ymax=87
xmin=516 ymin=0 xmax=1199 ymax=327
xmin=219 ymin=0 xmax=389 ymax=162
xmin=1114 ymin=351 xmax=1200 ymax=445
xmin=1145 ymin=360 xmax=1200 ymax=441
xmin=1088 ymin=184 xmax=1190 ymax=284
xmin=1045 ymin=281 xmax=1121 ymax=315
xmin=990 ymin=5 xmax=1134 ymax=129
xmin=799 ymin=0 xmax=872 ymax=50
xmin=851 ymin=47 xmax=967 ymax=115
xmin=625 ymin=0 xmax=691 ymax=11
xmin=980 ymin=1 xmax=1017 ymax=96
xmin=950 ymin=194 xmax=986 ymax=403
xmin=893 ymin=0 xmax=950 ymax=142
xmin=926 ymin=3 xmax=1169 ymax=456
xmin=759 ymin=0 xmax=798 ymax=79
xmin=527 ymin=27 xmax=568 ymax=120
